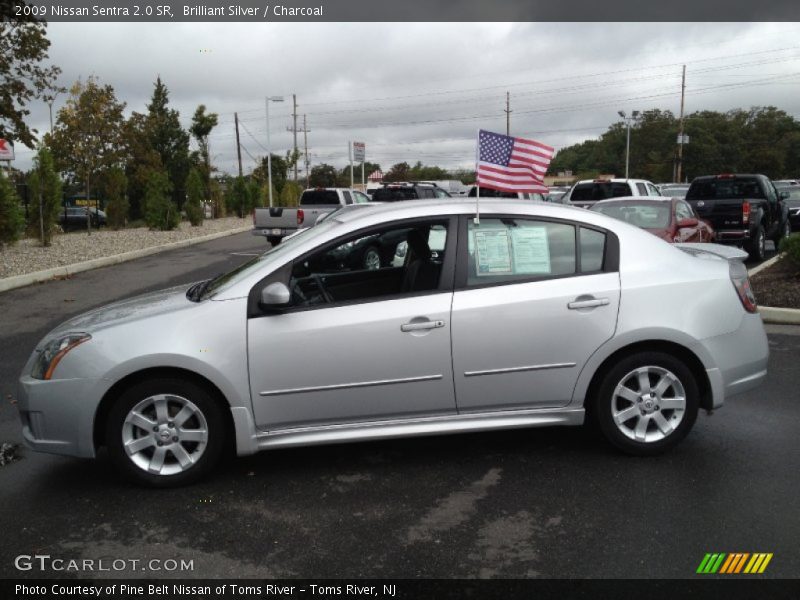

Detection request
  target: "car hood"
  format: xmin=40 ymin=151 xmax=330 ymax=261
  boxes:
xmin=45 ymin=284 xmax=195 ymax=340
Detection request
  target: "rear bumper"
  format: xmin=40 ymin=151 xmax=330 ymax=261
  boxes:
xmin=699 ymin=313 xmax=769 ymax=408
xmin=714 ymin=229 xmax=750 ymax=243
xmin=252 ymin=228 xmax=293 ymax=238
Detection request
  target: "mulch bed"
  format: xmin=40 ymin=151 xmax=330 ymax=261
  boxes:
xmin=751 ymin=256 xmax=800 ymax=309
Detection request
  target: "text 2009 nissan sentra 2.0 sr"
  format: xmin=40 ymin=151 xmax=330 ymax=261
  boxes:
xmin=17 ymin=199 xmax=768 ymax=486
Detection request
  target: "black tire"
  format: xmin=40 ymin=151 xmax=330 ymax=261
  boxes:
xmin=266 ymin=236 xmax=281 ymax=247
xmin=593 ymin=351 xmax=699 ymax=456
xmin=745 ymin=224 xmax=766 ymax=262
xmin=105 ymin=377 xmax=226 ymax=487
xmin=362 ymin=245 xmax=381 ymax=270
xmin=773 ymin=219 xmax=791 ymax=246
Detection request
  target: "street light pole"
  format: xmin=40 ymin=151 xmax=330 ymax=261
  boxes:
xmin=618 ymin=110 xmax=639 ymax=179
xmin=265 ymin=95 xmax=284 ymax=207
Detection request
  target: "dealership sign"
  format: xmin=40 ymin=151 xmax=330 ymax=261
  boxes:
xmin=352 ymin=141 xmax=365 ymax=162
xmin=0 ymin=139 xmax=14 ymax=161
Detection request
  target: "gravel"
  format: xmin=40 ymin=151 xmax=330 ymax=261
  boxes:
xmin=0 ymin=217 xmax=251 ymax=279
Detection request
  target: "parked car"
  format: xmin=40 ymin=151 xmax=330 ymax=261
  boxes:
xmin=563 ymin=178 xmax=662 ymax=208
xmin=252 ymin=187 xmax=372 ymax=246
xmin=466 ymin=185 xmax=545 ymax=201
xmin=18 ymin=199 xmax=768 ymax=486
xmin=658 ymin=184 xmax=690 ymax=199
xmin=685 ymin=173 xmax=791 ymax=261
xmin=59 ymin=206 xmax=107 ymax=230
xmin=783 ymin=187 xmax=800 ymax=231
xmin=371 ymin=182 xmax=453 ymax=201
xmin=590 ymin=197 xmax=715 ymax=243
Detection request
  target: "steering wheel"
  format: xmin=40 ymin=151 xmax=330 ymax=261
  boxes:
xmin=311 ymin=274 xmax=334 ymax=303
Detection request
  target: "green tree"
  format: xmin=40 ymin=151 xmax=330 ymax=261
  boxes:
xmin=189 ymin=104 xmax=218 ymax=199
xmin=98 ymin=166 xmax=128 ymax=229
xmin=308 ymin=163 xmax=337 ymax=187
xmin=47 ymin=76 xmax=126 ymax=234
xmin=279 ymin=181 xmax=301 ymax=207
xmin=184 ymin=167 xmax=205 ymax=226
xmin=209 ymin=179 xmax=225 ymax=218
xmin=26 ymin=145 xmax=62 ymax=245
xmin=253 ymin=154 xmax=289 ymax=198
xmin=0 ymin=169 xmax=24 ymax=248
xmin=226 ymin=176 xmax=249 ymax=217
xmin=384 ymin=162 xmax=411 ymax=182
xmin=0 ymin=2 xmax=62 ymax=148
xmin=145 ymin=77 xmax=191 ymax=205
xmin=246 ymin=179 xmax=262 ymax=211
xmin=142 ymin=168 xmax=178 ymax=230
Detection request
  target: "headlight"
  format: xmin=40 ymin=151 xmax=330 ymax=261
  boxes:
xmin=30 ymin=333 xmax=91 ymax=380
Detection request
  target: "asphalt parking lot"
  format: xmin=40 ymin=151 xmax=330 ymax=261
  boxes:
xmin=0 ymin=232 xmax=797 ymax=579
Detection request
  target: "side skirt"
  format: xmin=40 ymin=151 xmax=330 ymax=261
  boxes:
xmin=252 ymin=407 xmax=585 ymax=451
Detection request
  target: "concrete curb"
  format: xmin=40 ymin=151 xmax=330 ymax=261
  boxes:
xmin=760 ymin=306 xmax=800 ymax=325
xmin=748 ymin=252 xmax=783 ymax=277
xmin=0 ymin=225 xmax=252 ymax=294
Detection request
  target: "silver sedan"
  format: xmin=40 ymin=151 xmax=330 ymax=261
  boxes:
xmin=17 ymin=200 xmax=769 ymax=486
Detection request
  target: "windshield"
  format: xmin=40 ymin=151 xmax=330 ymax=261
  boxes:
xmin=200 ymin=219 xmax=342 ymax=299
xmin=592 ymin=202 xmax=671 ymax=228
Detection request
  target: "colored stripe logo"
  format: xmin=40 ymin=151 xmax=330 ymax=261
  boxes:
xmin=697 ymin=553 xmax=773 ymax=574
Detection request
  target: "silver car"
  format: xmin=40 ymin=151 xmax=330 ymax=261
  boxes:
xmin=17 ymin=200 xmax=769 ymax=486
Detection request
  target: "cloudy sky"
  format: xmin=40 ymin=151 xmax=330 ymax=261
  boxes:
xmin=13 ymin=22 xmax=800 ymax=177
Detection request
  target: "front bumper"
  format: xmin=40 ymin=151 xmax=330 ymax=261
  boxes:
xmin=17 ymin=376 xmax=109 ymax=459
xmin=700 ymin=312 xmax=769 ymax=408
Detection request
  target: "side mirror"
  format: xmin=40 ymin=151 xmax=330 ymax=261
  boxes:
xmin=260 ymin=282 xmax=291 ymax=307
xmin=780 ymin=190 xmax=790 ymax=200
xmin=677 ymin=217 xmax=698 ymax=229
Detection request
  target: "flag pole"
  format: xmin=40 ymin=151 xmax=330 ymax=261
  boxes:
xmin=474 ymin=130 xmax=481 ymax=225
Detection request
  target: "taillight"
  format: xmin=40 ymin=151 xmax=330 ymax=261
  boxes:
xmin=730 ymin=261 xmax=757 ymax=313
xmin=297 ymin=209 xmax=304 ymax=225
xmin=742 ymin=200 xmax=750 ymax=225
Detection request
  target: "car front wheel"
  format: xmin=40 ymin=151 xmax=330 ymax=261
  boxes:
xmin=594 ymin=352 xmax=699 ymax=455
xmin=105 ymin=378 xmax=226 ymax=487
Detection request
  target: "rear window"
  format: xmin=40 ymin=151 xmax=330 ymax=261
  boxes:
xmin=300 ymin=190 xmax=340 ymax=205
xmin=372 ymin=187 xmax=419 ymax=202
xmin=467 ymin=187 xmax=518 ymax=198
xmin=570 ymin=182 xmax=631 ymax=202
xmin=686 ymin=178 xmax=765 ymax=200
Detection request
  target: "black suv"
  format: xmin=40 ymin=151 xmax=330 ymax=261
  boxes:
xmin=371 ymin=182 xmax=452 ymax=202
xmin=685 ymin=174 xmax=791 ymax=261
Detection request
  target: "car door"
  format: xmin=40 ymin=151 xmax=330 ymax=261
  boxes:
xmin=247 ymin=217 xmax=458 ymax=430
xmin=451 ymin=216 xmax=620 ymax=412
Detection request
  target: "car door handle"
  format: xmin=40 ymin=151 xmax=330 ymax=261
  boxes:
xmin=401 ymin=320 xmax=445 ymax=332
xmin=567 ymin=297 xmax=610 ymax=310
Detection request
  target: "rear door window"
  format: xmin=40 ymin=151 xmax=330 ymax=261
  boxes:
xmin=636 ymin=183 xmax=647 ymax=195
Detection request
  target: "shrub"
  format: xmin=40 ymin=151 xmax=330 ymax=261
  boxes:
xmin=184 ymin=168 xmax=204 ymax=226
xmin=279 ymin=181 xmax=301 ymax=207
xmin=100 ymin=167 xmax=128 ymax=230
xmin=779 ymin=233 xmax=800 ymax=269
xmin=26 ymin=146 xmax=63 ymax=246
xmin=0 ymin=170 xmax=24 ymax=247
xmin=143 ymin=168 xmax=179 ymax=231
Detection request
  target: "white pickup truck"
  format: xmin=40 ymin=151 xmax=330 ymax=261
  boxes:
xmin=252 ymin=187 xmax=372 ymax=245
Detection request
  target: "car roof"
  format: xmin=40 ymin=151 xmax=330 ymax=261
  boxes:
xmin=573 ymin=178 xmax=652 ymax=185
xmin=591 ymin=196 xmax=674 ymax=206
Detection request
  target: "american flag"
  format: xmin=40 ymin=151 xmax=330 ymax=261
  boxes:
xmin=476 ymin=129 xmax=554 ymax=194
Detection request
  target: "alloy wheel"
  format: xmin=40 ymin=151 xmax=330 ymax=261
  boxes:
xmin=121 ymin=394 xmax=209 ymax=476
xmin=364 ymin=248 xmax=381 ymax=270
xmin=611 ymin=366 xmax=686 ymax=443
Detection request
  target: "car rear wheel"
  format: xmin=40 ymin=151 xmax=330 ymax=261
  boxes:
xmin=594 ymin=352 xmax=699 ymax=455
xmin=105 ymin=378 xmax=225 ymax=487
xmin=773 ymin=219 xmax=790 ymax=245
xmin=745 ymin=224 xmax=766 ymax=262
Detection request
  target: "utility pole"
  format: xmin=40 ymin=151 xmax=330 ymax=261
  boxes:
xmin=303 ymin=114 xmax=310 ymax=188
xmin=676 ymin=64 xmax=687 ymax=183
xmin=234 ymin=112 xmax=243 ymax=177
xmin=292 ymin=94 xmax=298 ymax=181
xmin=505 ymin=92 xmax=511 ymax=136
